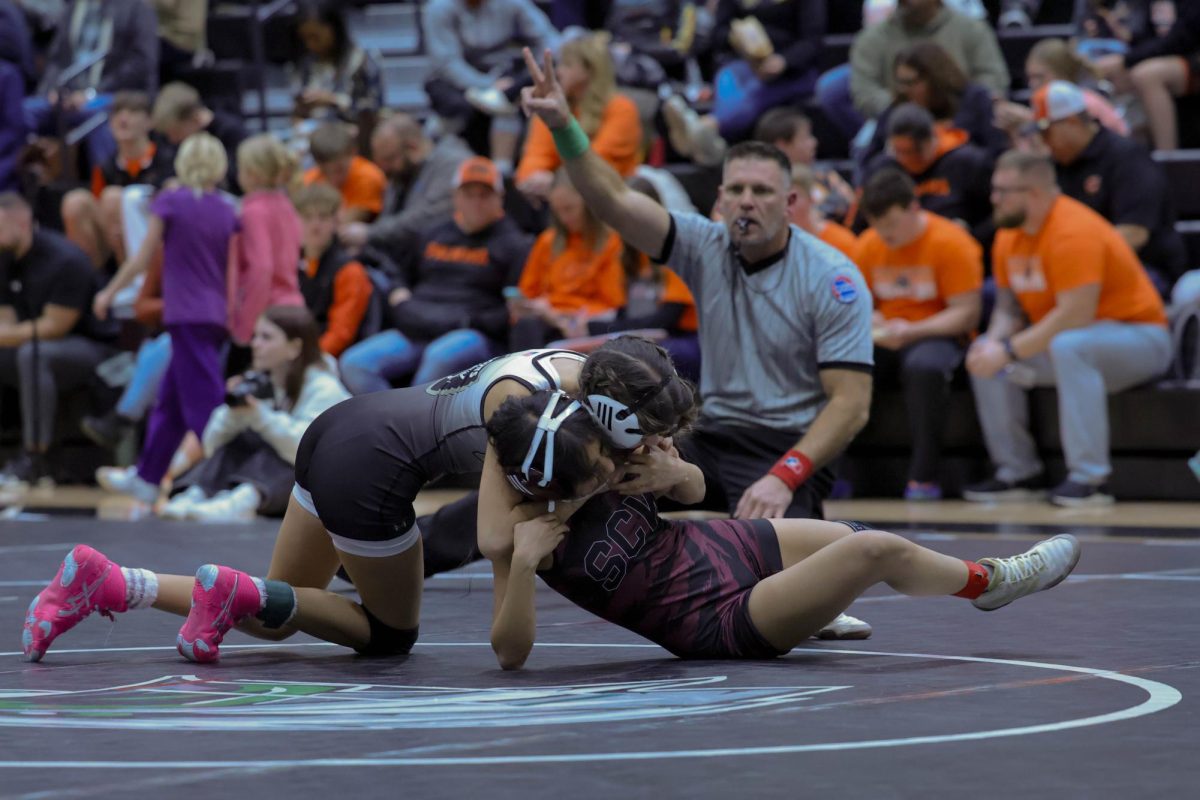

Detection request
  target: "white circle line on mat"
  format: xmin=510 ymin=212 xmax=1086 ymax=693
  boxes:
xmin=0 ymin=643 xmax=1181 ymax=767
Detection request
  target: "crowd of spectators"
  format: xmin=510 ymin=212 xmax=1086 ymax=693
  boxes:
xmin=0 ymin=0 xmax=1198 ymax=515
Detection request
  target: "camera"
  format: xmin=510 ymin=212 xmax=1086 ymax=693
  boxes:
xmin=225 ymin=371 xmax=275 ymax=407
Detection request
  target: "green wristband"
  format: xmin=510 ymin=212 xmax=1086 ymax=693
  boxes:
xmin=551 ymin=117 xmax=590 ymax=160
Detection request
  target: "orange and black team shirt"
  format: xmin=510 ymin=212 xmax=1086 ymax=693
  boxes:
xmin=393 ymin=216 xmax=533 ymax=343
xmin=91 ymin=142 xmax=175 ymax=196
xmin=993 ymin=195 xmax=1166 ymax=327
xmin=853 ymin=211 xmax=984 ymax=322
xmin=299 ymin=243 xmax=373 ymax=357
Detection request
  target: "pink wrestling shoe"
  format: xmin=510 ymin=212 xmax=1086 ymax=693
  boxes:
xmin=22 ymin=545 xmax=127 ymax=662
xmin=176 ymin=564 xmax=263 ymax=663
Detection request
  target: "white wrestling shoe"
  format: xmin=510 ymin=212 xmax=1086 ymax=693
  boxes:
xmin=815 ymin=612 xmax=872 ymax=640
xmin=160 ymin=486 xmax=207 ymax=520
xmin=973 ymin=534 xmax=1081 ymax=612
xmin=96 ymin=465 xmax=158 ymax=504
xmin=188 ymin=484 xmax=260 ymax=523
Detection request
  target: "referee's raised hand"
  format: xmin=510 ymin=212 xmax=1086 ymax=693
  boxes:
xmin=520 ymin=47 xmax=571 ymax=129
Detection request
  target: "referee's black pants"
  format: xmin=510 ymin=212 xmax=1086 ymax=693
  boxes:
xmin=871 ymin=337 xmax=966 ymax=485
xmin=661 ymin=419 xmax=835 ymax=520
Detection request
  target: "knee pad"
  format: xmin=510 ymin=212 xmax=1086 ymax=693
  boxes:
xmin=354 ymin=604 xmax=419 ymax=657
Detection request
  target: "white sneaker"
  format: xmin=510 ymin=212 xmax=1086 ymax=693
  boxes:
xmin=96 ymin=465 xmax=158 ymax=504
xmin=661 ymin=94 xmax=696 ymax=158
xmin=161 ymin=486 xmax=207 ymax=520
xmin=814 ymin=612 xmax=872 ymax=640
xmin=973 ymin=534 xmax=1081 ymax=612
xmin=465 ymin=86 xmax=515 ymax=116
xmin=998 ymin=7 xmax=1032 ymax=28
xmin=661 ymin=95 xmax=726 ymax=166
xmin=188 ymin=484 xmax=260 ymax=523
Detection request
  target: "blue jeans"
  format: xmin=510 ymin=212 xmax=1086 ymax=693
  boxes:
xmin=339 ymin=328 xmax=499 ymax=394
xmin=23 ymin=93 xmax=116 ymax=172
xmin=713 ymin=60 xmax=817 ymax=140
xmin=116 ymin=332 xmax=171 ymax=421
xmin=814 ymin=64 xmax=865 ymax=141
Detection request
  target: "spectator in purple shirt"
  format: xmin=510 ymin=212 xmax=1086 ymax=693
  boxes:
xmin=92 ymin=132 xmax=240 ymax=505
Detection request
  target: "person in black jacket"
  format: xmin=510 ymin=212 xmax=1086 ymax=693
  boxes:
xmin=862 ymin=103 xmax=994 ymax=243
xmin=338 ymin=156 xmax=533 ymax=395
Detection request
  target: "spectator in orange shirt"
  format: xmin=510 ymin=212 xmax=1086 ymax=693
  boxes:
xmin=965 ymin=151 xmax=1171 ymax=508
xmin=302 ymin=121 xmax=386 ymax=224
xmin=549 ymin=175 xmax=701 ymax=380
xmin=790 ymin=164 xmax=857 ymax=259
xmin=857 ymin=168 xmax=983 ymax=501
xmin=293 ymin=184 xmax=375 ymax=357
xmin=510 ymin=171 xmax=626 ymax=350
xmin=61 ymin=91 xmax=175 ymax=268
xmin=516 ymin=32 xmax=643 ymax=206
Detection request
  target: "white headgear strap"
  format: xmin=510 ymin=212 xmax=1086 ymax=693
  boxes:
xmin=519 ymin=390 xmax=582 ymax=489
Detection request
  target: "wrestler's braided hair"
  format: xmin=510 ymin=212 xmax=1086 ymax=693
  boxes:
xmin=580 ymin=335 xmax=699 ymax=437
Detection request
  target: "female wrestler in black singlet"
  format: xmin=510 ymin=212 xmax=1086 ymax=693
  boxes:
xmin=485 ymin=389 xmax=1082 ymax=668
xmin=23 ymin=337 xmax=696 ymax=664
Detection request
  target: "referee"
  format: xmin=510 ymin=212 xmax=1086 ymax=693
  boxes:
xmin=520 ymin=48 xmax=874 ymax=521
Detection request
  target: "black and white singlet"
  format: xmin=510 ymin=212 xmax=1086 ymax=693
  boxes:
xmin=293 ymin=350 xmax=584 ymax=548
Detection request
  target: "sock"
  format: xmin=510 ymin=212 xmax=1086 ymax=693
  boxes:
xmin=120 ymin=568 xmax=159 ymax=610
xmin=953 ymin=560 xmax=992 ymax=599
xmin=252 ymin=578 xmax=297 ymax=629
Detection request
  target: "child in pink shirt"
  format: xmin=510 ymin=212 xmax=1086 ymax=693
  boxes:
xmin=228 ymin=134 xmax=305 ymax=344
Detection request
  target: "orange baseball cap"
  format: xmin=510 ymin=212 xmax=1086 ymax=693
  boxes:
xmin=454 ymin=156 xmax=504 ymax=193
xmin=1031 ymin=81 xmax=1088 ymax=130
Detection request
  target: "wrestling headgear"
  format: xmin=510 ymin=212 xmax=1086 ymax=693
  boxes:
xmin=585 ymin=374 xmax=674 ymax=449
xmin=505 ymin=390 xmax=584 ymax=499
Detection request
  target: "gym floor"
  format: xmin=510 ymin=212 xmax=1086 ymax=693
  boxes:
xmin=0 ymin=491 xmax=1196 ymax=798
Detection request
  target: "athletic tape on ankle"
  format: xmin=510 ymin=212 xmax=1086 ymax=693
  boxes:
xmin=256 ymin=580 xmax=297 ymax=629
xmin=551 ymin=117 xmax=590 ymax=160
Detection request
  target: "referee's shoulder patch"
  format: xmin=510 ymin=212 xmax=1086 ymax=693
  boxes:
xmin=830 ymin=274 xmax=859 ymax=304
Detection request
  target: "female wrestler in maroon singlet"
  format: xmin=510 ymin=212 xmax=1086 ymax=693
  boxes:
xmin=485 ymin=390 xmax=1082 ymax=668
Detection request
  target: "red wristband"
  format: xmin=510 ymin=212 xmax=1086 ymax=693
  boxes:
xmin=769 ymin=449 xmax=813 ymax=492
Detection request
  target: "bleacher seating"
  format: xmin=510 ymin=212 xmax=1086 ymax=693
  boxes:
xmin=1156 ymin=150 xmax=1200 ymax=221
xmin=844 ymin=384 xmax=1200 ymax=501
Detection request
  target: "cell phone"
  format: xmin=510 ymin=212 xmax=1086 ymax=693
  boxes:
xmin=502 ymin=287 xmax=523 ymax=300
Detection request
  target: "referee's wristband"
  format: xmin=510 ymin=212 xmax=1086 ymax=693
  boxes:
xmin=769 ymin=449 xmax=813 ymax=492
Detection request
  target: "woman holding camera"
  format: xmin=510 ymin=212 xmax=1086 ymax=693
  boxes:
xmin=161 ymin=305 xmax=350 ymax=523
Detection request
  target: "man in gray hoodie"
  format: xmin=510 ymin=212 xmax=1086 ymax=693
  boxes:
xmin=818 ymin=0 xmax=1009 ymax=138
xmin=852 ymin=0 xmax=1010 ymax=118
